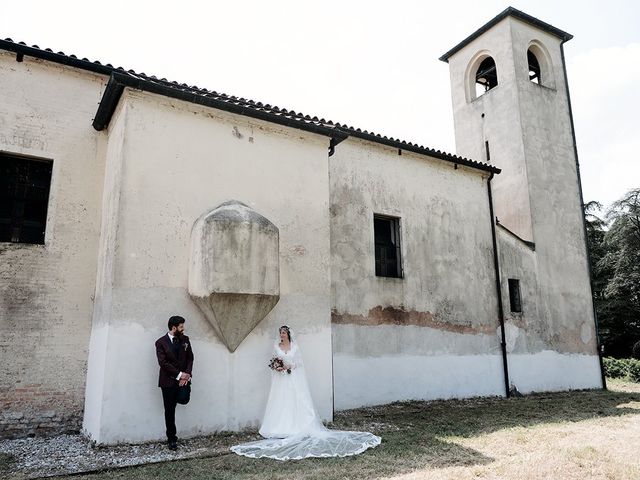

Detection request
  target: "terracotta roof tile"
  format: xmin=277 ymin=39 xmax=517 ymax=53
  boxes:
xmin=0 ymin=37 xmax=499 ymax=174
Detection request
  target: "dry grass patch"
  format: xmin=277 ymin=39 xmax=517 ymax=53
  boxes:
xmin=43 ymin=379 xmax=640 ymax=480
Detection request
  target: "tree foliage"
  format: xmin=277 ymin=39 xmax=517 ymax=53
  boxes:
xmin=586 ymin=189 xmax=640 ymax=357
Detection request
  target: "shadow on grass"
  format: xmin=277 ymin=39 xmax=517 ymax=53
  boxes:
xmin=49 ymin=386 xmax=640 ymax=480
xmin=335 ymin=385 xmax=640 ymax=440
xmin=61 ymin=437 xmax=492 ymax=480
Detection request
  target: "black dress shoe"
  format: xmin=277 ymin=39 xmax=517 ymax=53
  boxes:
xmin=168 ymin=439 xmax=177 ymax=450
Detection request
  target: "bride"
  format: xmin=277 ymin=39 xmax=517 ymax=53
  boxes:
xmin=230 ymin=326 xmax=381 ymax=460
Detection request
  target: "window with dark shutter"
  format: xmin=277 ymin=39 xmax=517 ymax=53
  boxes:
xmin=374 ymin=214 xmax=402 ymax=278
xmin=0 ymin=153 xmax=53 ymax=245
xmin=508 ymin=278 xmax=522 ymax=313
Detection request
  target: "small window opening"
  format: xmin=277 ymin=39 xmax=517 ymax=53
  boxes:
xmin=528 ymin=49 xmax=541 ymax=84
xmin=374 ymin=214 xmax=402 ymax=278
xmin=475 ymin=57 xmax=498 ymax=97
xmin=0 ymin=153 xmax=53 ymax=244
xmin=508 ymin=279 xmax=522 ymax=313
xmin=485 ymin=140 xmax=491 ymax=162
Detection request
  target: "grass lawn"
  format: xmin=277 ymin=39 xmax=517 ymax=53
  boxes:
xmin=42 ymin=379 xmax=640 ymax=480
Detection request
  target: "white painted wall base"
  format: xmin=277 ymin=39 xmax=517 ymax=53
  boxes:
xmin=83 ymin=320 xmax=333 ymax=444
xmin=508 ymin=351 xmax=603 ymax=393
xmin=333 ymin=353 xmax=506 ymax=410
xmin=333 ymin=350 xmax=603 ymax=412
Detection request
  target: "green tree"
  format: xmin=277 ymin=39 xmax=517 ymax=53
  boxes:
xmin=584 ymin=200 xmax=607 ymax=285
xmin=594 ymin=189 xmax=640 ymax=357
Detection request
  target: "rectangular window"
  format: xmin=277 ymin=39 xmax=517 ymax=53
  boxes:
xmin=374 ymin=214 xmax=402 ymax=278
xmin=508 ymin=278 xmax=522 ymax=313
xmin=0 ymin=153 xmax=53 ymax=245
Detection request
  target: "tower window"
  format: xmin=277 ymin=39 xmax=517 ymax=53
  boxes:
xmin=374 ymin=214 xmax=402 ymax=278
xmin=508 ymin=279 xmax=522 ymax=313
xmin=528 ymin=49 xmax=541 ymax=84
xmin=0 ymin=153 xmax=53 ymax=245
xmin=475 ymin=56 xmax=498 ymax=97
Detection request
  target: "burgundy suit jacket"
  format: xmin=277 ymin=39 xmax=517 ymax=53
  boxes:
xmin=155 ymin=334 xmax=194 ymax=388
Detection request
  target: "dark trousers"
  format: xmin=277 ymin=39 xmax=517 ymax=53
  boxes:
xmin=161 ymin=386 xmax=179 ymax=441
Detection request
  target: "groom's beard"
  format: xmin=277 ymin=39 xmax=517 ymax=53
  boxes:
xmin=176 ymin=331 xmax=184 ymax=339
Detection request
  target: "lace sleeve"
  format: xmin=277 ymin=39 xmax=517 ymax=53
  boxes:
xmin=289 ymin=344 xmax=304 ymax=370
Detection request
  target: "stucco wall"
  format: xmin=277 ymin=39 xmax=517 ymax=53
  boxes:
xmin=510 ymin=19 xmax=597 ymax=357
xmin=330 ymin=138 xmax=505 ymax=409
xmin=83 ymin=90 xmax=333 ymax=443
xmin=0 ymin=52 xmax=106 ymax=437
xmin=446 ymin=17 xmax=601 ymax=391
xmin=447 ymin=19 xmax=534 ymax=242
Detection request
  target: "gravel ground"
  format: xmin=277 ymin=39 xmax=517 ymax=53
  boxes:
xmin=0 ymin=407 xmax=382 ymax=479
xmin=0 ymin=432 xmax=256 ymax=479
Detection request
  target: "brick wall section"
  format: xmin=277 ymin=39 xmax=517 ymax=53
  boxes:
xmin=0 ymin=385 xmax=82 ymax=439
xmin=0 ymin=53 xmax=106 ymax=438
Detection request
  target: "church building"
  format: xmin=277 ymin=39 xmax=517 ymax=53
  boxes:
xmin=0 ymin=7 xmax=604 ymax=443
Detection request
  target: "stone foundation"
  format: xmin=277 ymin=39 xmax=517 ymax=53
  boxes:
xmin=0 ymin=385 xmax=82 ymax=439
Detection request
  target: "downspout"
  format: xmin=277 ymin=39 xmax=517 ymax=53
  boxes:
xmin=487 ymin=172 xmax=510 ymax=397
xmin=560 ymin=43 xmax=607 ymax=390
xmin=327 ymin=133 xmax=347 ymax=418
xmin=328 ymin=135 xmax=347 ymax=157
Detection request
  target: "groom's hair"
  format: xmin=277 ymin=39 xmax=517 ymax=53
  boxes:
xmin=168 ymin=315 xmax=185 ymax=330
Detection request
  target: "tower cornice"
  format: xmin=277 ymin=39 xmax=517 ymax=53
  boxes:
xmin=439 ymin=6 xmax=573 ymax=63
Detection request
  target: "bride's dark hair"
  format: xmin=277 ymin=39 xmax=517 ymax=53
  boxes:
xmin=279 ymin=325 xmax=291 ymax=342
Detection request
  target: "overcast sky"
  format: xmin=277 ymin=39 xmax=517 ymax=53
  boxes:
xmin=1 ymin=0 xmax=638 ymax=209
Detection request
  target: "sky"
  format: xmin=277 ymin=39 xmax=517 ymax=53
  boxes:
xmin=1 ymin=0 xmax=638 ymax=209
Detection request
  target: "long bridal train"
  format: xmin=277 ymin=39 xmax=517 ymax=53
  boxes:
xmin=230 ymin=328 xmax=381 ymax=461
xmin=230 ymin=429 xmax=382 ymax=461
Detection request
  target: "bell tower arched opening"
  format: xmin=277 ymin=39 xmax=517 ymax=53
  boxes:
xmin=526 ymin=41 xmax=555 ymax=89
xmin=527 ymin=49 xmax=541 ymax=84
xmin=465 ymin=53 xmax=499 ymax=102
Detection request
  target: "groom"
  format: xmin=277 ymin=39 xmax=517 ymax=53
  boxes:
xmin=155 ymin=315 xmax=194 ymax=450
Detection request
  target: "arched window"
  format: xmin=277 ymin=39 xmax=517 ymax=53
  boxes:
xmin=475 ymin=56 xmax=498 ymax=98
xmin=527 ymin=49 xmax=541 ymax=84
xmin=526 ymin=42 xmax=554 ymax=89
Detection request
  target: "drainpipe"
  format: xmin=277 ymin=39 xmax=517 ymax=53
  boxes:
xmin=487 ymin=173 xmax=510 ymax=397
xmin=560 ymin=44 xmax=607 ymax=390
xmin=328 ymin=135 xmax=347 ymax=157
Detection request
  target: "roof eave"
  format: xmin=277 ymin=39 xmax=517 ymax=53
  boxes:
xmin=92 ymin=72 xmax=348 ymax=142
xmin=345 ymin=130 xmax=501 ymax=175
xmin=0 ymin=37 xmax=498 ymax=175
xmin=439 ymin=6 xmax=573 ymax=63
xmin=0 ymin=38 xmax=115 ymax=75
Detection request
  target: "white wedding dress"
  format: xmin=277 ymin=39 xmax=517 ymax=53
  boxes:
xmin=231 ymin=334 xmax=381 ymax=460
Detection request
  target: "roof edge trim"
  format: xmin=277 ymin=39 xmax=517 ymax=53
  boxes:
xmin=0 ymin=37 xmax=499 ymax=175
xmin=496 ymin=221 xmax=536 ymax=251
xmin=439 ymin=6 xmax=573 ymax=63
xmin=92 ymin=72 xmax=349 ymax=142
xmin=346 ymin=131 xmax=501 ymax=174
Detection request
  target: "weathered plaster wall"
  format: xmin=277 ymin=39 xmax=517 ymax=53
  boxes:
xmin=82 ymin=99 xmax=128 ymax=439
xmin=497 ymin=229 xmax=600 ymax=391
xmin=448 ymin=19 xmax=534 ymax=242
xmin=330 ymin=138 xmax=505 ymax=409
xmin=447 ymin=17 xmax=601 ymax=391
xmin=83 ymin=90 xmax=333 ymax=443
xmin=0 ymin=53 xmax=106 ymax=437
xmin=508 ymin=19 xmax=597 ymax=359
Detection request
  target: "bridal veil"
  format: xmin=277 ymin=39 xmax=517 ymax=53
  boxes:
xmin=230 ymin=327 xmax=381 ymax=460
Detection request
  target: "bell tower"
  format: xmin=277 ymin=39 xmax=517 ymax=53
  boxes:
xmin=441 ymin=7 xmax=579 ymax=242
xmin=441 ymin=7 xmax=603 ymax=390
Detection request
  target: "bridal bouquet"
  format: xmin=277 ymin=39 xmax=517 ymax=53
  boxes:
xmin=268 ymin=357 xmax=291 ymax=374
